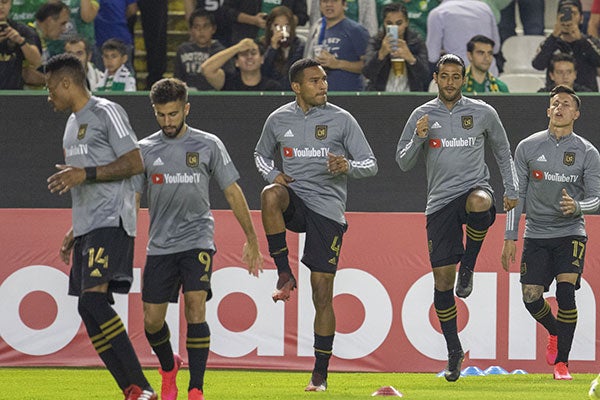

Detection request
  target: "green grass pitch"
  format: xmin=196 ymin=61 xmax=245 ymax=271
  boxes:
xmin=0 ymin=368 xmax=596 ymax=399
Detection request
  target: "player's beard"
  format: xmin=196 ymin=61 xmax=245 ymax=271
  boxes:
xmin=162 ymin=120 xmax=185 ymax=138
xmin=439 ymin=86 xmax=461 ymax=104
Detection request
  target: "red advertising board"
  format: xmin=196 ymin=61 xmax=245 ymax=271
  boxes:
xmin=0 ymin=209 xmax=598 ymax=373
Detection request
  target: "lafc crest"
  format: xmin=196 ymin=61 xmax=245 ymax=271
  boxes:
xmin=186 ymin=152 xmax=199 ymax=167
xmin=315 ymin=125 xmax=327 ymax=140
xmin=563 ymin=152 xmax=575 ymax=166
xmin=77 ymin=124 xmax=88 ymax=140
xmin=461 ymin=115 xmax=473 ymax=130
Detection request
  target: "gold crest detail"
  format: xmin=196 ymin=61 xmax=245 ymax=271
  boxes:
xmin=186 ymin=152 xmax=199 ymax=167
xmin=315 ymin=125 xmax=327 ymax=140
xmin=77 ymin=124 xmax=88 ymax=140
xmin=520 ymin=262 xmax=527 ymax=276
xmin=563 ymin=152 xmax=575 ymax=166
xmin=461 ymin=115 xmax=473 ymax=130
xmin=428 ymin=240 xmax=433 ymax=254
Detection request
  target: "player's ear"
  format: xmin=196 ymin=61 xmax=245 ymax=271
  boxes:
xmin=290 ymin=81 xmax=300 ymax=94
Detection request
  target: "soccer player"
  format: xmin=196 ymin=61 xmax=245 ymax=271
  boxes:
xmin=254 ymin=58 xmax=378 ymax=391
xmin=501 ymin=85 xmax=600 ymax=380
xmin=45 ymin=53 xmax=156 ymax=400
xmin=133 ymin=78 xmax=263 ymax=400
xmin=396 ymin=53 xmax=518 ymax=382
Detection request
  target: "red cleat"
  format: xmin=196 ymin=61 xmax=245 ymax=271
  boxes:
xmin=272 ymin=272 xmax=297 ymax=302
xmin=159 ymin=353 xmax=183 ymax=400
xmin=546 ymin=335 xmax=558 ymax=365
xmin=123 ymin=385 xmax=157 ymax=400
xmin=553 ymin=362 xmax=572 ymax=380
xmin=188 ymin=388 xmax=205 ymax=400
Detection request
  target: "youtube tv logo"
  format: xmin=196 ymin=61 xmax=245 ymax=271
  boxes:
xmin=429 ymin=139 xmax=441 ymax=148
xmin=152 ymin=174 xmax=164 ymax=184
xmin=532 ymin=170 xmax=543 ymax=180
xmin=283 ymin=147 xmax=293 ymax=157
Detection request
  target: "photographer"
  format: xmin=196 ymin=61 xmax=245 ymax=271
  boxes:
xmin=532 ymin=0 xmax=600 ymax=91
xmin=0 ymin=0 xmax=42 ymax=90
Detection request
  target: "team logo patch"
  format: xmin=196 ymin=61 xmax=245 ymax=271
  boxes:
xmin=520 ymin=262 xmax=527 ymax=276
xmin=461 ymin=115 xmax=473 ymax=130
xmin=186 ymin=152 xmax=199 ymax=167
xmin=77 ymin=124 xmax=88 ymax=140
xmin=563 ymin=152 xmax=575 ymax=166
xmin=315 ymin=125 xmax=327 ymax=140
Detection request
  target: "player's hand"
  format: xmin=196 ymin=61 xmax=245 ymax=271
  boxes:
xmin=501 ymin=239 xmax=516 ymax=272
xmin=47 ymin=164 xmax=86 ymax=195
xmin=560 ymin=188 xmax=577 ymax=215
xmin=273 ymin=173 xmax=294 ymax=186
xmin=416 ymin=114 xmax=429 ymax=138
xmin=59 ymin=227 xmax=74 ymax=264
xmin=327 ymin=152 xmax=349 ymax=175
xmin=503 ymin=196 xmax=518 ymax=211
xmin=242 ymin=240 xmax=263 ymax=277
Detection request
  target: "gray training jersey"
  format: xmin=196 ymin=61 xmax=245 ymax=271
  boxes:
xmin=133 ymin=127 xmax=240 ymax=255
xmin=63 ymin=96 xmax=139 ymax=237
xmin=505 ymin=130 xmax=600 ymax=240
xmin=396 ymin=96 xmax=518 ymax=215
xmin=254 ymin=101 xmax=378 ymax=225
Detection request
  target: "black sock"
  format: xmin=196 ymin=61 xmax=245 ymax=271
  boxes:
xmin=313 ymin=333 xmax=334 ymax=380
xmin=434 ymin=289 xmax=462 ymax=353
xmin=78 ymin=301 xmax=129 ymax=390
xmin=79 ymin=292 xmax=151 ymax=391
xmin=146 ymin=322 xmax=174 ymax=371
xmin=187 ymin=322 xmax=210 ymax=392
xmin=524 ymin=297 xmax=558 ymax=336
xmin=556 ymin=282 xmax=577 ymax=364
xmin=461 ymin=210 xmax=491 ymax=271
xmin=266 ymin=232 xmax=292 ymax=275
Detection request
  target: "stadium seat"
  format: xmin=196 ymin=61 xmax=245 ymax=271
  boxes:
xmin=501 ymin=35 xmax=547 ymax=74
xmin=499 ymin=73 xmax=546 ymax=93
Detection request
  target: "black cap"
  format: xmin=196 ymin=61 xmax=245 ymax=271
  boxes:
xmin=558 ymin=0 xmax=582 ymax=13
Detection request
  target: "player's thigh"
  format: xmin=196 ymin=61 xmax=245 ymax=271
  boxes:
xmin=180 ymin=248 xmax=214 ymax=300
xmin=552 ymin=235 xmax=586 ymax=288
xmin=520 ymin=238 xmax=554 ymax=291
xmin=426 ymin=202 xmax=464 ymax=268
xmin=142 ymin=253 xmax=183 ymax=304
xmin=302 ymin=210 xmax=347 ymax=274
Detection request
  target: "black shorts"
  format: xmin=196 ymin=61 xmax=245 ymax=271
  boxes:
xmin=426 ymin=188 xmax=496 ymax=268
xmin=142 ymin=248 xmax=214 ymax=304
xmin=520 ymin=236 xmax=586 ymax=291
xmin=68 ymin=226 xmax=134 ymax=299
xmin=283 ymin=187 xmax=347 ymax=274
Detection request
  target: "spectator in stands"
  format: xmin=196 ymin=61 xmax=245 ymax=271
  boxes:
xmin=537 ymin=53 xmax=593 ymax=92
xmin=463 ymin=34 xmax=509 ymax=93
xmin=305 ymin=0 xmax=369 ymax=91
xmin=175 ymin=8 xmax=234 ymax=91
xmin=498 ymin=0 xmax=544 ymax=43
xmin=426 ymin=0 xmax=501 ymax=76
xmin=97 ymin=38 xmax=136 ymax=91
xmin=22 ymin=1 xmax=70 ymax=88
xmin=201 ymin=37 xmax=281 ymax=91
xmin=0 ymin=0 xmax=42 ymax=90
xmin=47 ymin=0 xmax=99 ymax=59
xmin=185 ymin=0 xmax=232 ymax=47
xmin=261 ymin=5 xmax=305 ymax=89
xmin=587 ymin=0 xmax=600 ymax=37
xmin=136 ymin=0 xmax=167 ymax=89
xmin=362 ymin=2 xmax=429 ymax=92
xmin=223 ymin=0 xmax=308 ymax=45
xmin=9 ymin=0 xmax=45 ymax=25
xmin=532 ymin=0 xmax=600 ymax=91
xmin=93 ymin=0 xmax=136 ymax=71
xmin=64 ymin=36 xmax=102 ymax=91
xmin=376 ymin=0 xmax=440 ymax=40
xmin=309 ymin=0 xmax=377 ymax=37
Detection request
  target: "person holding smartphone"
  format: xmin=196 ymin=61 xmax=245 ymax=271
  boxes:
xmin=533 ymin=0 xmax=600 ymax=91
xmin=0 ymin=0 xmax=42 ymax=89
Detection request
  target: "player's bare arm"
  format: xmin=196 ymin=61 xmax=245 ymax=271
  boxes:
xmin=501 ymin=239 xmax=516 ymax=272
xmin=59 ymin=226 xmax=74 ymax=264
xmin=47 ymin=148 xmax=143 ymax=195
xmin=327 ymin=153 xmax=349 ymax=175
xmin=223 ymin=182 xmax=264 ymax=277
